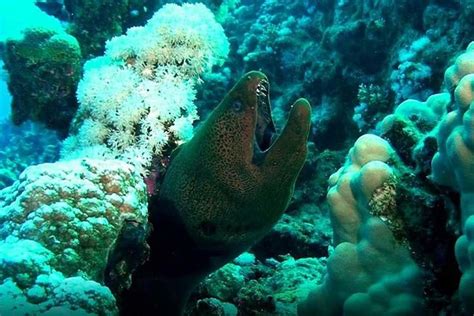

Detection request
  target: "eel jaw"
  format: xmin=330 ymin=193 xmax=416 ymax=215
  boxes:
xmin=252 ymin=77 xmax=276 ymax=164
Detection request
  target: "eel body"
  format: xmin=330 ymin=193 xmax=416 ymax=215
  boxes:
xmin=121 ymin=71 xmax=311 ymax=315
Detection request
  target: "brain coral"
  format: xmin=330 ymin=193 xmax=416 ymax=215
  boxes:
xmin=61 ymin=3 xmax=229 ymax=175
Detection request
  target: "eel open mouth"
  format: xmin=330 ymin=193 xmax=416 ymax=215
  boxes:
xmin=253 ymin=77 xmax=276 ymax=164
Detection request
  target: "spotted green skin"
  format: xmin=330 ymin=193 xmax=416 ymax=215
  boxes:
xmin=158 ymin=71 xmax=311 ymax=253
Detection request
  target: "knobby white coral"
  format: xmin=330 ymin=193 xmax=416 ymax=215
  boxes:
xmin=299 ymin=135 xmax=423 ymax=316
xmin=61 ymin=3 xmax=229 ymax=175
xmin=431 ymin=42 xmax=474 ymax=314
xmin=0 ymin=159 xmax=149 ymax=314
xmin=0 ymin=238 xmax=118 ymax=315
xmin=0 ymin=159 xmax=148 ymax=281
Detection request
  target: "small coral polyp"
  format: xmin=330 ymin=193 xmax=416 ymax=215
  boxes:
xmin=61 ymin=3 xmax=229 ymax=175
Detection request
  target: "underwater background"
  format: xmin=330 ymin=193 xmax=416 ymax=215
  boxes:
xmin=0 ymin=0 xmax=474 ymax=315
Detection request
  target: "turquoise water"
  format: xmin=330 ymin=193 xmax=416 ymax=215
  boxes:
xmin=0 ymin=78 xmax=11 ymax=119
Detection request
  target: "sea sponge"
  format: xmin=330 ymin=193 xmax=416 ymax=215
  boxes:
xmin=61 ymin=3 xmax=229 ymax=175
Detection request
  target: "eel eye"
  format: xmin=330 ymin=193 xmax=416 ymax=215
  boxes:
xmin=232 ymin=100 xmax=243 ymax=112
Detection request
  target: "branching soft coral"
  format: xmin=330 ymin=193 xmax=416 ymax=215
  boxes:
xmin=61 ymin=3 xmax=229 ymax=175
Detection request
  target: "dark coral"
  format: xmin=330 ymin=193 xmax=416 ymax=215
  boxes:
xmin=64 ymin=0 xmax=129 ymax=57
xmin=3 ymin=28 xmax=81 ymax=136
xmin=379 ymin=115 xmax=462 ymax=313
xmin=64 ymin=0 xmax=160 ymax=57
xmin=211 ymin=0 xmax=473 ymax=147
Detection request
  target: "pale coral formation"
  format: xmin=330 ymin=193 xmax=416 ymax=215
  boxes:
xmin=327 ymin=134 xmax=397 ymax=244
xmin=0 ymin=238 xmax=118 ymax=315
xmin=445 ymin=42 xmax=474 ymax=92
xmin=431 ymin=42 xmax=474 ymax=313
xmin=299 ymin=134 xmax=423 ymax=316
xmin=378 ymin=93 xmax=450 ymax=134
xmin=0 ymin=159 xmax=148 ymax=281
xmin=298 ymin=218 xmax=423 ymax=316
xmin=455 ymin=216 xmax=474 ymax=312
xmin=0 ymin=158 xmax=148 ymax=314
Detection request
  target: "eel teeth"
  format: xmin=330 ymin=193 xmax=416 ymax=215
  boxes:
xmin=256 ymin=80 xmax=269 ymax=97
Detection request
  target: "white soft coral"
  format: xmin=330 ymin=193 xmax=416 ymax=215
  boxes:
xmin=62 ymin=3 xmax=229 ymax=175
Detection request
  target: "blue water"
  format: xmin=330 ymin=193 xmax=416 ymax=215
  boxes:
xmin=0 ymin=63 xmax=11 ymax=120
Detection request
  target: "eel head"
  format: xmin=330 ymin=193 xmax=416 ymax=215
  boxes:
xmin=158 ymin=71 xmax=311 ymax=252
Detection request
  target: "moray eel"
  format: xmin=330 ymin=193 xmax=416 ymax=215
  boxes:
xmin=121 ymin=71 xmax=311 ymax=315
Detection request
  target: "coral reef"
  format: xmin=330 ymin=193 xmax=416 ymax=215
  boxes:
xmin=3 ymin=0 xmax=474 ymax=314
xmin=64 ymin=0 xmax=161 ymax=57
xmin=353 ymin=83 xmax=391 ymax=132
xmin=456 ymin=217 xmax=474 ymax=313
xmin=0 ymin=159 xmax=148 ymax=281
xmin=190 ymin=254 xmax=326 ymax=315
xmin=252 ymin=204 xmax=331 ymax=260
xmin=299 ymin=42 xmax=474 ymax=315
xmin=64 ymin=0 xmax=129 ymax=57
xmin=0 ymin=239 xmax=118 ymax=315
xmin=210 ymin=0 xmax=474 ymax=148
